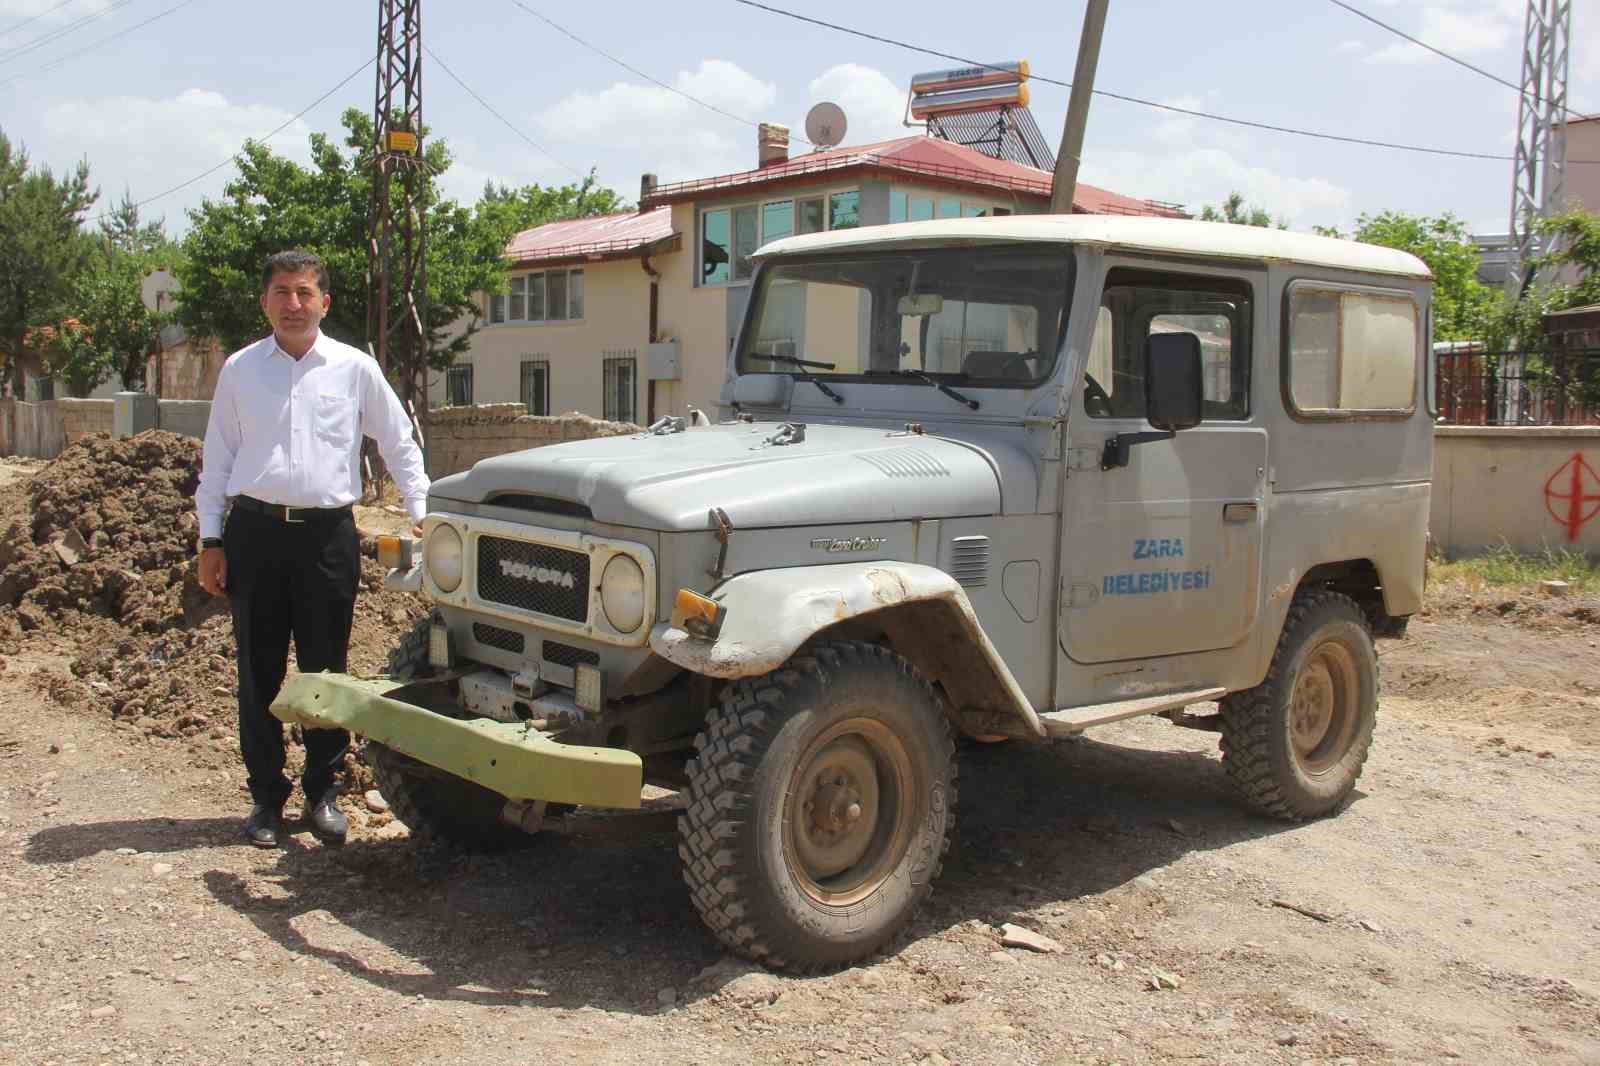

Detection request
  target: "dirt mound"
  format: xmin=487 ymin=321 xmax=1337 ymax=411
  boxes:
xmin=0 ymin=432 xmax=425 ymax=784
xmin=1420 ymin=581 xmax=1600 ymax=630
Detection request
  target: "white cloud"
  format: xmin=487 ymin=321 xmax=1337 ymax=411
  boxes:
xmin=38 ymin=89 xmax=315 ymax=227
xmin=805 ymin=64 xmax=905 ymax=147
xmin=535 ymin=60 xmax=776 ymax=183
xmin=1365 ymin=1 xmax=1519 ymax=64
xmin=1335 ymin=40 xmax=1366 ymax=55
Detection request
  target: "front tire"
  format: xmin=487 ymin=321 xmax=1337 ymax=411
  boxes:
xmin=1220 ymin=590 xmax=1377 ymax=820
xmin=678 ymin=641 xmax=956 ymax=972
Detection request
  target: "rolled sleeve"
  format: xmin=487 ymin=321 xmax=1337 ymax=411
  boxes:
xmin=195 ymin=362 xmax=241 ymax=539
xmin=360 ymin=361 xmax=431 ymax=519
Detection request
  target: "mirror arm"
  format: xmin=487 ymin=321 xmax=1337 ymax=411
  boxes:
xmin=1101 ymin=430 xmax=1175 ymax=471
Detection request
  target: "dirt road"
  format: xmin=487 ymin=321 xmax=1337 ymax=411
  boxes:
xmin=1 ymin=454 xmax=1598 ymax=1065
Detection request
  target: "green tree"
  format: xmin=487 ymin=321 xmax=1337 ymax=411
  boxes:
xmin=1200 ymin=191 xmax=1286 ymax=229
xmin=176 ymin=109 xmax=625 ymax=407
xmin=0 ymin=129 xmax=97 ymax=398
xmin=1317 ymin=211 xmax=1498 ymax=342
xmin=46 ymin=246 xmax=171 ymax=395
xmin=1481 ymin=207 xmax=1600 ymax=352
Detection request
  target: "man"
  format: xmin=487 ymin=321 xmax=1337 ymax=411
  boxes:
xmin=196 ymin=250 xmax=429 ymax=848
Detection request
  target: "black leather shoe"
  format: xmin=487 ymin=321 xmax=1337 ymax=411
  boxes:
xmin=244 ymin=803 xmax=283 ymax=848
xmin=303 ymin=789 xmax=347 ymax=845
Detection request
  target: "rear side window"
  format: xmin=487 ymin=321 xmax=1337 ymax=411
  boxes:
xmin=1286 ymin=285 xmax=1418 ymax=415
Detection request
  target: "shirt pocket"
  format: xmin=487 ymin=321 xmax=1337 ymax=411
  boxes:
xmin=313 ymin=393 xmax=357 ymax=447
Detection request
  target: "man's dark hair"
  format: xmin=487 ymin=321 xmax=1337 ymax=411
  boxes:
xmin=261 ymin=250 xmax=331 ymax=294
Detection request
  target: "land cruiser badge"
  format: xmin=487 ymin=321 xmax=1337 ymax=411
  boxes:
xmin=499 ymin=558 xmax=577 ymax=589
xmin=811 ymin=536 xmax=887 ymax=554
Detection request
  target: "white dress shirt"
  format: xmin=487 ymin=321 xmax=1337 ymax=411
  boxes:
xmin=196 ymin=331 xmax=430 ymax=539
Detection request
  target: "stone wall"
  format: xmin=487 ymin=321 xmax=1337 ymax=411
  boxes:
xmin=422 ymin=404 xmax=640 ymax=480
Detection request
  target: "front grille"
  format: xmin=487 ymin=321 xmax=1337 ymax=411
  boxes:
xmin=476 ymin=536 xmax=590 ymax=622
xmin=473 ymin=622 xmax=525 ymax=653
xmin=542 ymin=640 xmax=599 ymax=668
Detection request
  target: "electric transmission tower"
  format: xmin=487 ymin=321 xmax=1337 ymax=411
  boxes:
xmin=1506 ymin=0 xmax=1571 ymax=296
xmin=367 ymin=0 xmax=428 ymax=412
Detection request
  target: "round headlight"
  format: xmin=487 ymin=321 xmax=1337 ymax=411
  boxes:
xmin=424 ymin=524 xmax=464 ymax=593
xmin=600 ymin=554 xmax=646 ymax=633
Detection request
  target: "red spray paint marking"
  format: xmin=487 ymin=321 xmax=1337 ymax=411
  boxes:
xmin=1543 ymin=452 xmax=1600 ymax=543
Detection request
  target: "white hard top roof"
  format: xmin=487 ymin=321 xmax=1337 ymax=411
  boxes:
xmin=757 ymin=215 xmax=1432 ymax=280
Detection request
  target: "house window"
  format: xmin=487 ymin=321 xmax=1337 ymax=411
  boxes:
xmin=910 ymin=195 xmax=934 ymax=221
xmin=890 ymin=190 xmax=908 ymax=224
xmin=700 ymin=190 xmax=862 ymax=286
xmin=520 ymin=359 xmax=550 ymax=416
xmin=603 ymin=353 xmax=637 ymax=424
xmin=829 ymin=190 xmax=860 ymax=230
xmin=490 ymin=270 xmax=582 ymax=324
xmin=446 ymin=365 xmax=473 ymax=407
xmin=798 ymin=197 xmax=825 ymax=234
xmin=938 ymin=197 xmax=961 ymax=219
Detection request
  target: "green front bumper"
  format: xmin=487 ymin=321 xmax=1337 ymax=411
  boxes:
xmin=270 ymin=673 xmax=642 ymax=809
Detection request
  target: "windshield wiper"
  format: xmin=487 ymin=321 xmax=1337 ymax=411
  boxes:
xmin=755 ymin=352 xmax=844 ymax=404
xmin=867 ymin=369 xmax=980 ymax=410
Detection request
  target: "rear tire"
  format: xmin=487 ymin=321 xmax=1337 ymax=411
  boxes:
xmin=365 ymin=617 xmax=538 ymax=851
xmin=1220 ymin=590 xmax=1377 ymax=820
xmin=678 ymin=641 xmax=956 ymax=972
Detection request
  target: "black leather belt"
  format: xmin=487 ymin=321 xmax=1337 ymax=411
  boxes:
xmin=233 ymin=496 xmax=352 ymax=524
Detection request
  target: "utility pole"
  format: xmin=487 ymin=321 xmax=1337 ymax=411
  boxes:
xmin=1049 ymin=0 xmax=1109 ymax=215
xmin=1506 ymin=0 xmax=1571 ymax=296
xmin=367 ymin=0 xmax=428 ymax=413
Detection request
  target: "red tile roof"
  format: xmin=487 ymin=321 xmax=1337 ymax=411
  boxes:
xmin=505 ymin=206 xmax=678 ymax=267
xmin=639 ymin=134 xmax=1187 ymax=218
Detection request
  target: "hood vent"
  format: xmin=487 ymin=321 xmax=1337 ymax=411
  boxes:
xmin=859 ymin=448 xmax=951 ymax=479
xmin=485 ymin=493 xmax=594 ymax=520
xmin=949 ymin=535 xmax=991 ymax=588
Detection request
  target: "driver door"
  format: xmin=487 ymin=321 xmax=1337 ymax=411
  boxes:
xmin=1059 ymin=264 xmax=1266 ymax=667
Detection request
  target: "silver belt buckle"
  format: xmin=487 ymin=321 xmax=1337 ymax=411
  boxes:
xmin=284 ymin=505 xmax=304 ymax=523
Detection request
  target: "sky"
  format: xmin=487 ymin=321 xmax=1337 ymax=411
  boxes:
xmin=0 ymin=0 xmax=1596 ymax=239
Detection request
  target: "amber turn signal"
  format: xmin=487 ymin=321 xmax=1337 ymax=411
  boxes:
xmin=376 ymin=535 xmax=415 ymax=570
xmin=670 ymin=588 xmax=725 ymax=640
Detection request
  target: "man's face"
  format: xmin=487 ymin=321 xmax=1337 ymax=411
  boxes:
xmin=260 ymin=268 xmax=330 ymax=341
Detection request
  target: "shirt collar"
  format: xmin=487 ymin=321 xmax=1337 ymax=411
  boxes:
xmin=270 ymin=330 xmax=326 ymax=362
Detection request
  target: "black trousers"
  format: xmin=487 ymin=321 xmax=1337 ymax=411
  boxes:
xmin=224 ymin=504 xmax=360 ymax=808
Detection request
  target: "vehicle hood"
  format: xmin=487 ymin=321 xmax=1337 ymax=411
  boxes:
xmin=430 ymin=422 xmax=1005 ymax=531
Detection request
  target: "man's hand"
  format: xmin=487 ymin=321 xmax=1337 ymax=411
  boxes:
xmin=413 ymin=523 xmax=424 ymax=538
xmin=198 ymin=547 xmax=228 ymax=597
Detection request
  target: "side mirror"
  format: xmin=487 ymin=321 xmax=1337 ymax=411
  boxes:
xmin=1144 ymin=332 xmax=1204 ymax=432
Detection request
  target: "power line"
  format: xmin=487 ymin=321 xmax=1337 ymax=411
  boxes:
xmin=0 ymin=0 xmax=202 ymax=90
xmin=424 ymin=43 xmax=585 ymax=179
xmin=504 ymin=0 xmax=808 ymax=142
xmin=729 ymin=0 xmax=1599 ymax=165
xmin=1324 ymin=0 xmax=1590 ymax=120
xmin=85 ymin=56 xmax=374 ymax=224
xmin=0 ymin=0 xmax=82 ymax=40
xmin=0 ymin=0 xmax=133 ymax=65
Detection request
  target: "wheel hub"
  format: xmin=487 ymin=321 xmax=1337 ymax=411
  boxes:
xmin=793 ymin=737 xmax=880 ymax=879
xmin=1290 ymin=642 xmax=1358 ymax=774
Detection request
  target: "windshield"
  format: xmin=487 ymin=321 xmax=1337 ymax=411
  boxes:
xmin=736 ymin=245 xmax=1073 ymax=386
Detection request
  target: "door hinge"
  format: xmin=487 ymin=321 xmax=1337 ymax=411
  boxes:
xmin=1066 ymin=448 xmax=1100 ymax=472
xmin=1065 ymin=580 xmax=1100 ymax=608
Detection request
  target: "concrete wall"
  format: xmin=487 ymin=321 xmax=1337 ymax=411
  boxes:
xmin=1431 ymin=427 xmax=1600 ymax=559
xmin=422 ymin=403 xmax=639 ymax=480
xmin=0 ymin=398 xmax=214 ymax=458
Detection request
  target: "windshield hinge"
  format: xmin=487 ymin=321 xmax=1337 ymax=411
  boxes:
xmin=708 ymin=507 xmax=735 ymax=579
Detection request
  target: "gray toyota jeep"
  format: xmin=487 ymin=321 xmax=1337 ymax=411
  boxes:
xmin=272 ymin=215 xmax=1433 ymax=972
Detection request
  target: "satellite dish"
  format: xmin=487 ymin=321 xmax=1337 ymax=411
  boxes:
xmin=805 ymin=102 xmax=848 ymax=149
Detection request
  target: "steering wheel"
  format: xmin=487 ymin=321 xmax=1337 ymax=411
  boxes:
xmin=1083 ymin=373 xmax=1112 ymax=416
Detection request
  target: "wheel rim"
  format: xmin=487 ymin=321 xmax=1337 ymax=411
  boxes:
xmin=783 ymin=717 xmax=919 ymax=907
xmin=1290 ymin=639 xmax=1359 ymax=775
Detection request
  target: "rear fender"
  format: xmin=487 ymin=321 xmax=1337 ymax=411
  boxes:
xmin=649 ymin=561 xmax=1045 ymax=737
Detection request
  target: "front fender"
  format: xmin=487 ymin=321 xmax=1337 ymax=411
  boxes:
xmin=649 ymin=562 xmax=1045 ymax=737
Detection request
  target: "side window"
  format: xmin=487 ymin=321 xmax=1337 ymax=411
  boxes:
xmin=445 ymin=365 xmax=473 ymax=407
xmin=1085 ymin=268 xmax=1251 ymax=420
xmin=1286 ymin=285 xmax=1417 ymax=415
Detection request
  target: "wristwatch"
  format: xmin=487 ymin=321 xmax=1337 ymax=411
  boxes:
xmin=200 ymin=537 xmax=223 ymax=552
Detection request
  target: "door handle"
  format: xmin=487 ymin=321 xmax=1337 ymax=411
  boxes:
xmin=1223 ymin=502 xmax=1258 ymax=523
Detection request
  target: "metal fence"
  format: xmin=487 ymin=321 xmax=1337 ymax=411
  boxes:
xmin=1434 ymin=348 xmax=1600 ymax=426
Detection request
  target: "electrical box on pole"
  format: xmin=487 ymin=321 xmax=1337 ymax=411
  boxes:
xmin=367 ymin=0 xmax=428 ymax=415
